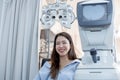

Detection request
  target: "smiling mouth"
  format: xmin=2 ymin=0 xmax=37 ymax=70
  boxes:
xmin=58 ymin=49 xmax=65 ymax=53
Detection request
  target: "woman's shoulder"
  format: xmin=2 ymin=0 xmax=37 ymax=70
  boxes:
xmin=69 ymin=59 xmax=81 ymax=67
xmin=72 ymin=59 xmax=81 ymax=64
xmin=66 ymin=59 xmax=80 ymax=68
xmin=41 ymin=61 xmax=51 ymax=69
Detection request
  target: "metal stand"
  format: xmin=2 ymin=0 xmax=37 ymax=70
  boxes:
xmin=46 ymin=29 xmax=50 ymax=58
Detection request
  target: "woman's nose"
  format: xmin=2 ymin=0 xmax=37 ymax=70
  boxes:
xmin=59 ymin=43 xmax=63 ymax=47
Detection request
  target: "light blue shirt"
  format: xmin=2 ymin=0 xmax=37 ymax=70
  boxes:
xmin=33 ymin=59 xmax=80 ymax=80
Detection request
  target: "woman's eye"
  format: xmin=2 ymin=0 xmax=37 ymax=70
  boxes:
xmin=62 ymin=42 xmax=67 ymax=44
xmin=56 ymin=42 xmax=60 ymax=45
xmin=56 ymin=41 xmax=69 ymax=45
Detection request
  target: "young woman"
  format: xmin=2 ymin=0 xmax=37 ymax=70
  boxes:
xmin=34 ymin=32 xmax=80 ymax=80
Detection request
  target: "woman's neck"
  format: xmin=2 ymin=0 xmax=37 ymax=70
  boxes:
xmin=59 ymin=56 xmax=72 ymax=70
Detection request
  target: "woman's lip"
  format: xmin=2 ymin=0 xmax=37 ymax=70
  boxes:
xmin=58 ymin=49 xmax=65 ymax=52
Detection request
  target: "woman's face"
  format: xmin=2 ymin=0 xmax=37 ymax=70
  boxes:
xmin=55 ymin=36 xmax=70 ymax=57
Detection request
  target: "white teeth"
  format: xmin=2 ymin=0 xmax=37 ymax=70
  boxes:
xmin=59 ymin=50 xmax=62 ymax=51
xmin=59 ymin=49 xmax=65 ymax=52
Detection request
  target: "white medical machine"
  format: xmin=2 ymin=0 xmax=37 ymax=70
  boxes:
xmin=75 ymin=0 xmax=120 ymax=80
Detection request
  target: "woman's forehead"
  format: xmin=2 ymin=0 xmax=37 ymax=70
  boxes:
xmin=56 ymin=36 xmax=68 ymax=41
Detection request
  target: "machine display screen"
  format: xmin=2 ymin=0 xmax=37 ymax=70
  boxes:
xmin=82 ymin=4 xmax=107 ymax=21
xmin=77 ymin=1 xmax=112 ymax=27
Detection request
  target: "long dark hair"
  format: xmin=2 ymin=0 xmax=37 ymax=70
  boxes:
xmin=50 ymin=32 xmax=77 ymax=79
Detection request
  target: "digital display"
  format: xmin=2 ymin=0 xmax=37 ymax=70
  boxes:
xmin=77 ymin=1 xmax=112 ymax=27
xmin=83 ymin=4 xmax=107 ymax=21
